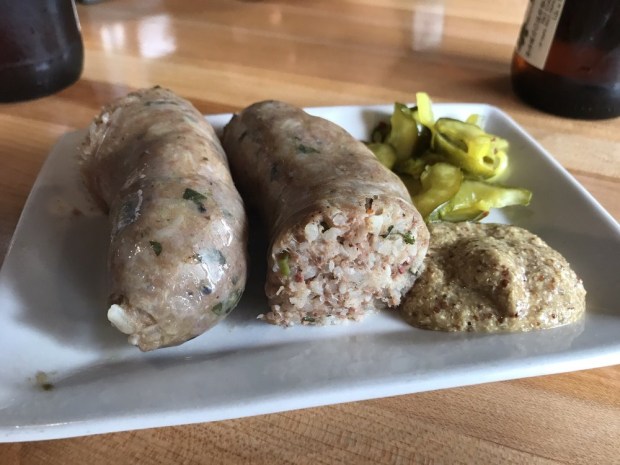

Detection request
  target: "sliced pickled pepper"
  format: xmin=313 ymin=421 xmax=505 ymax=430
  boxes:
xmin=367 ymin=143 xmax=397 ymax=170
xmin=415 ymin=92 xmax=435 ymax=128
xmin=386 ymin=103 xmax=420 ymax=161
xmin=430 ymin=180 xmax=532 ymax=221
xmin=433 ymin=118 xmax=509 ymax=179
xmin=412 ymin=163 xmax=463 ymax=219
xmin=366 ymin=93 xmax=532 ymax=223
xmin=371 ymin=121 xmax=390 ymax=143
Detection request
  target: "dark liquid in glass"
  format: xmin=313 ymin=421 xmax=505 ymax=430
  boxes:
xmin=511 ymin=0 xmax=620 ymax=119
xmin=0 ymin=0 xmax=84 ymax=103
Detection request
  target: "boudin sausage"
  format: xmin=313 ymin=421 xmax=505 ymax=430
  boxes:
xmin=80 ymin=87 xmax=248 ymax=351
xmin=221 ymin=100 xmax=429 ymax=326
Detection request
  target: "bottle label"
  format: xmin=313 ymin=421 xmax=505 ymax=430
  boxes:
xmin=516 ymin=0 xmax=565 ymax=70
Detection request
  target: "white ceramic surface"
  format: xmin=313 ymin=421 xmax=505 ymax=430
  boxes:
xmin=0 ymin=103 xmax=618 ymax=442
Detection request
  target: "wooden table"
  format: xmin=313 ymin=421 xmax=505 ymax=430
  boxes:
xmin=1 ymin=1 xmax=618 ymax=463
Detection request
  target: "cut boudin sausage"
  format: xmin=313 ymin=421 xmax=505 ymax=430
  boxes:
xmin=222 ymin=100 xmax=429 ymax=326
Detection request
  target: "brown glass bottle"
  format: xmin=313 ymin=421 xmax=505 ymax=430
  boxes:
xmin=0 ymin=0 xmax=84 ymax=103
xmin=511 ymin=0 xmax=620 ymax=119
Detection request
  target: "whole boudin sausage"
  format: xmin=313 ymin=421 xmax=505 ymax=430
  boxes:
xmin=221 ymin=100 xmax=429 ymax=326
xmin=80 ymin=87 xmax=248 ymax=351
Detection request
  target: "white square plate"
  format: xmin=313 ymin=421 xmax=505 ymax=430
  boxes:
xmin=1 ymin=103 xmax=618 ymax=442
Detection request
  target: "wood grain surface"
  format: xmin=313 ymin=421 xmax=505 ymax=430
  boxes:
xmin=0 ymin=1 xmax=618 ymax=463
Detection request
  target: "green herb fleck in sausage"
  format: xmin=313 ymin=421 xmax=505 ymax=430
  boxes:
xmin=397 ymin=231 xmax=416 ymax=244
xmin=297 ymin=143 xmax=320 ymax=154
xmin=149 ymin=241 xmax=163 ymax=256
xmin=277 ymin=252 xmax=291 ymax=277
xmin=183 ymin=188 xmax=207 ymax=212
xmin=211 ymin=302 xmax=225 ymax=316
